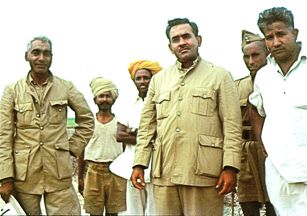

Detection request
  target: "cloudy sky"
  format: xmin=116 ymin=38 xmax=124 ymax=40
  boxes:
xmin=0 ymin=0 xmax=305 ymax=115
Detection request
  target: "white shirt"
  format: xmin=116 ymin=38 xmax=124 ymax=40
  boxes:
xmin=249 ymin=46 xmax=307 ymax=183
xmin=110 ymin=97 xmax=152 ymax=182
xmin=84 ymin=117 xmax=123 ymax=162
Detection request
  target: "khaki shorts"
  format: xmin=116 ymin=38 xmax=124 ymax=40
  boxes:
xmin=84 ymin=162 xmax=126 ymax=214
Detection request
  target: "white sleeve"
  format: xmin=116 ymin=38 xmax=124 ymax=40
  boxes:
xmin=249 ymin=81 xmax=266 ymax=117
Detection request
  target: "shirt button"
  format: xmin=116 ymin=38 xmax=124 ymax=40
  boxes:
xmin=180 ymin=82 xmax=185 ymax=86
xmin=211 ymin=143 xmax=215 ymax=147
xmin=178 ymin=97 xmax=183 ymax=101
xmin=40 ymin=142 xmax=44 ymax=146
xmin=176 ymin=128 xmax=181 ymax=132
xmin=40 ymin=126 xmax=44 ymax=130
xmin=177 ymin=112 xmax=181 ymax=116
xmin=36 ymin=114 xmax=40 ymax=118
xmin=58 ymin=108 xmax=62 ymax=112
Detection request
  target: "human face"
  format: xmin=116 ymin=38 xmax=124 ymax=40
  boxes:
xmin=168 ymin=23 xmax=201 ymax=68
xmin=243 ymin=41 xmax=268 ymax=78
xmin=262 ymin=21 xmax=298 ymax=63
xmin=94 ymin=91 xmax=115 ymax=112
xmin=134 ymin=69 xmax=152 ymax=99
xmin=25 ymin=40 xmax=52 ymax=75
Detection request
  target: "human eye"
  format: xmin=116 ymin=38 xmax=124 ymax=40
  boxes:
xmin=43 ymin=51 xmax=52 ymax=57
xmin=31 ymin=50 xmax=40 ymax=56
xmin=171 ymin=36 xmax=180 ymax=43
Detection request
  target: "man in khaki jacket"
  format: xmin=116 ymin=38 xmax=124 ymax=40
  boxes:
xmin=131 ymin=18 xmax=242 ymax=215
xmin=0 ymin=36 xmax=94 ymax=215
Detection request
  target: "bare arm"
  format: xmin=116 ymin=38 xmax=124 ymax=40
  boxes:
xmin=77 ymin=150 xmax=85 ymax=196
xmin=249 ymin=103 xmax=266 ymax=155
xmin=116 ymin=122 xmax=137 ymax=145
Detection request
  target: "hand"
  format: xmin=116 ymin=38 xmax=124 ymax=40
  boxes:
xmin=78 ymin=177 xmax=84 ymax=196
xmin=130 ymin=165 xmax=146 ymax=190
xmin=0 ymin=181 xmax=14 ymax=203
xmin=216 ymin=167 xmax=237 ymax=196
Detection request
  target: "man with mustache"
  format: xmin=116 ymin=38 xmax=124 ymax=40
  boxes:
xmin=249 ymin=7 xmax=307 ymax=215
xmin=111 ymin=60 xmax=162 ymax=215
xmin=78 ymin=77 xmax=126 ymax=216
xmin=236 ymin=30 xmax=275 ymax=216
xmin=131 ymin=18 xmax=242 ymax=215
xmin=0 ymin=36 xmax=94 ymax=215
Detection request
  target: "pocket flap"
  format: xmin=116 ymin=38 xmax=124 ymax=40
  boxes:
xmin=192 ymin=88 xmax=215 ymax=99
xmin=50 ymin=100 xmax=68 ymax=106
xmin=199 ymin=135 xmax=223 ymax=148
xmin=55 ymin=142 xmax=70 ymax=151
xmin=152 ymin=91 xmax=170 ymax=103
xmin=14 ymin=103 xmax=33 ymax=112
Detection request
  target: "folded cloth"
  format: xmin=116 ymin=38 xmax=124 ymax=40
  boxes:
xmin=0 ymin=195 xmax=26 ymax=215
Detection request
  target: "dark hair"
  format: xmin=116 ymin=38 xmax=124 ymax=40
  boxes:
xmin=257 ymin=7 xmax=295 ymax=33
xmin=165 ymin=18 xmax=199 ymax=40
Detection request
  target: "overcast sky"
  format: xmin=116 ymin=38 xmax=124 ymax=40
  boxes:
xmin=0 ymin=0 xmax=306 ymax=116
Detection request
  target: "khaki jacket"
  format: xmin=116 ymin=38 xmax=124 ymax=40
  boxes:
xmin=0 ymin=72 xmax=94 ymax=193
xmin=235 ymin=75 xmax=269 ymax=203
xmin=134 ymin=58 xmax=242 ymax=186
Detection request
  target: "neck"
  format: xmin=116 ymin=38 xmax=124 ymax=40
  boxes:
xmin=31 ymin=71 xmax=49 ymax=86
xmin=96 ymin=111 xmax=114 ymax=124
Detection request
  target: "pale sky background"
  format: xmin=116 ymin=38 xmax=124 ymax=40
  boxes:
xmin=0 ymin=0 xmax=306 ymax=116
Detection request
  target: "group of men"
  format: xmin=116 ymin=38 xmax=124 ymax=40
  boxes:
xmin=0 ymin=6 xmax=306 ymax=216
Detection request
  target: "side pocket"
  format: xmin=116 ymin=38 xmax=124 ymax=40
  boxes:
xmin=151 ymin=140 xmax=162 ymax=178
xmin=14 ymin=148 xmax=31 ymax=181
xmin=55 ymin=142 xmax=73 ymax=179
xmin=195 ymin=135 xmax=223 ymax=178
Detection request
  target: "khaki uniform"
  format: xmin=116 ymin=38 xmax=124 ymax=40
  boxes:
xmin=0 ymin=72 xmax=94 ymax=194
xmin=236 ymin=75 xmax=269 ymax=203
xmin=134 ymin=58 xmax=242 ymax=187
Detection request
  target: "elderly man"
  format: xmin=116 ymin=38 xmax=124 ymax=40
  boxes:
xmin=236 ymin=30 xmax=275 ymax=216
xmin=250 ymin=7 xmax=307 ymax=215
xmin=78 ymin=77 xmax=126 ymax=216
xmin=131 ymin=18 xmax=242 ymax=215
xmin=0 ymin=36 xmax=94 ymax=215
xmin=111 ymin=60 xmax=162 ymax=215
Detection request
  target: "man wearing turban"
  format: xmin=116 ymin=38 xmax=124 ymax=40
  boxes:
xmin=110 ymin=60 xmax=162 ymax=215
xmin=235 ymin=30 xmax=275 ymax=215
xmin=78 ymin=77 xmax=126 ymax=216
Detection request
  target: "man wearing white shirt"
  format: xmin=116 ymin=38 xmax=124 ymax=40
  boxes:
xmin=111 ymin=60 xmax=162 ymax=215
xmin=249 ymin=7 xmax=307 ymax=215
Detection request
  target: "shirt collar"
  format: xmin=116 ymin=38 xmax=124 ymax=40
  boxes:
xmin=175 ymin=56 xmax=201 ymax=73
xmin=27 ymin=71 xmax=53 ymax=85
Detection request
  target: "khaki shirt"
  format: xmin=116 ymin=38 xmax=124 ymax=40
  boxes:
xmin=134 ymin=58 xmax=242 ymax=186
xmin=0 ymin=72 xmax=94 ymax=193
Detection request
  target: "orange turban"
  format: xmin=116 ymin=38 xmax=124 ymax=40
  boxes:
xmin=128 ymin=60 xmax=162 ymax=80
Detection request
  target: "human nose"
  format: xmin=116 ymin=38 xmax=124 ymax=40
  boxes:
xmin=248 ymin=56 xmax=255 ymax=65
xmin=272 ymin=36 xmax=282 ymax=47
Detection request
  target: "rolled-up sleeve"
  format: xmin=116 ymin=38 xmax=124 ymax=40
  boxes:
xmin=249 ymin=82 xmax=266 ymax=117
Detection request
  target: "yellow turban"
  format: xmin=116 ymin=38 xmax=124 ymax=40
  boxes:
xmin=89 ymin=77 xmax=119 ymax=99
xmin=241 ymin=30 xmax=263 ymax=49
xmin=128 ymin=60 xmax=162 ymax=80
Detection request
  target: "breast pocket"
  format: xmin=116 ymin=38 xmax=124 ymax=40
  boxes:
xmin=152 ymin=91 xmax=171 ymax=120
xmin=191 ymin=89 xmax=216 ymax=116
xmin=49 ymin=100 xmax=68 ymax=124
xmin=14 ymin=103 xmax=33 ymax=127
xmin=195 ymin=135 xmax=223 ymax=178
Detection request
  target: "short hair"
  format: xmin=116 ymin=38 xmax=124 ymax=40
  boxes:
xmin=165 ymin=18 xmax=199 ymax=40
xmin=257 ymin=7 xmax=295 ymax=33
xmin=26 ymin=36 xmax=52 ymax=52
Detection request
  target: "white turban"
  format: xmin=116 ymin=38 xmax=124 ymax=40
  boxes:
xmin=90 ymin=77 xmax=119 ymax=99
